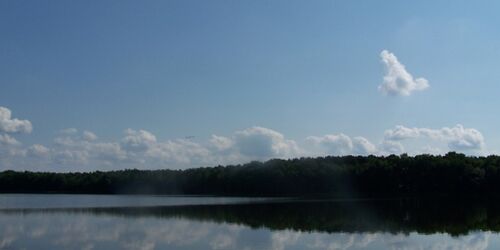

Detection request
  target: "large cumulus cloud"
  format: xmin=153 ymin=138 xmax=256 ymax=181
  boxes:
xmin=232 ymin=127 xmax=300 ymax=160
xmin=16 ymin=126 xmax=301 ymax=170
xmin=378 ymin=50 xmax=429 ymax=96
xmin=0 ymin=107 xmax=491 ymax=171
xmin=0 ymin=107 xmax=32 ymax=133
xmin=307 ymin=134 xmax=377 ymax=156
xmin=384 ymin=124 xmax=485 ymax=152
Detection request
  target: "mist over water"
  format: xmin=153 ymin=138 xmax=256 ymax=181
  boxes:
xmin=1 ymin=195 xmax=500 ymax=250
xmin=0 ymin=194 xmax=275 ymax=209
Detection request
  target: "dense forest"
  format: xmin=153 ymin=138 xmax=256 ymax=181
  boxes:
xmin=1 ymin=152 xmax=500 ymax=197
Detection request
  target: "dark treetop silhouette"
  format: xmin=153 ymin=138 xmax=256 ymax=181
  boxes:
xmin=1 ymin=152 xmax=499 ymax=197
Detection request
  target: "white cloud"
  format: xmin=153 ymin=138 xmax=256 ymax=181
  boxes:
xmin=54 ymin=136 xmax=75 ymax=146
xmin=210 ymin=233 xmax=234 ymax=250
xmin=352 ymin=137 xmax=377 ymax=155
xmin=418 ymin=146 xmax=444 ymax=155
xmin=307 ymin=134 xmax=377 ymax=156
xmin=53 ymin=150 xmax=89 ymax=165
xmin=49 ymin=131 xmax=128 ymax=168
xmin=0 ymin=121 xmax=490 ymax=171
xmin=379 ymin=140 xmax=404 ymax=155
xmin=378 ymin=50 xmax=429 ymax=96
xmin=384 ymin=125 xmax=422 ymax=140
xmin=82 ymin=131 xmax=98 ymax=141
xmin=383 ymin=232 xmax=490 ymax=250
xmin=209 ymin=135 xmax=233 ymax=151
xmin=271 ymin=231 xmax=301 ymax=250
xmin=307 ymin=133 xmax=353 ymax=155
xmin=308 ymin=233 xmax=378 ymax=250
xmin=384 ymin=124 xmax=485 ymax=151
xmin=0 ymin=107 xmax=32 ymax=133
xmin=0 ymin=133 xmax=26 ymax=170
xmin=27 ymin=144 xmax=50 ymax=158
xmin=122 ymin=129 xmax=157 ymax=151
xmin=0 ymin=134 xmax=21 ymax=146
xmin=91 ymin=142 xmax=127 ymax=162
xmin=0 ymin=214 xmax=491 ymax=250
xmin=233 ymin=126 xmax=299 ymax=160
xmin=0 ymin=134 xmax=24 ymax=163
xmin=116 ymin=129 xmax=213 ymax=167
xmin=442 ymin=125 xmax=485 ymax=151
xmin=145 ymin=139 xmax=211 ymax=165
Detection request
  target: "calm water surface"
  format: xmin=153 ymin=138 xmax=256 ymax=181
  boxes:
xmin=0 ymin=194 xmax=499 ymax=250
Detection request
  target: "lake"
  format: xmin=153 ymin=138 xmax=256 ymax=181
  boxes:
xmin=0 ymin=194 xmax=498 ymax=249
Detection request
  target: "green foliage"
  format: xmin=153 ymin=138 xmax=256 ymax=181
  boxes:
xmin=1 ymin=152 xmax=500 ymax=197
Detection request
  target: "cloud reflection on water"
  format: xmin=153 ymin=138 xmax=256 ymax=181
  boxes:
xmin=0 ymin=212 xmax=493 ymax=250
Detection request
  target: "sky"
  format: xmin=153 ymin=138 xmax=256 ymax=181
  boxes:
xmin=1 ymin=1 xmax=499 ymax=171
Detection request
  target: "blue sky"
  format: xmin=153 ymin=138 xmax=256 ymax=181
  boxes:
xmin=1 ymin=1 xmax=499 ymax=171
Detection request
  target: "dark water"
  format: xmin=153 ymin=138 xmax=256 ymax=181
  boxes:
xmin=0 ymin=195 xmax=498 ymax=250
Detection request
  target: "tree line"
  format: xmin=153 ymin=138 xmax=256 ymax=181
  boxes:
xmin=1 ymin=152 xmax=500 ymax=197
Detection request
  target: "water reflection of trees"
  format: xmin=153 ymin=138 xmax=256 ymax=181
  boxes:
xmin=4 ymin=198 xmax=500 ymax=236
